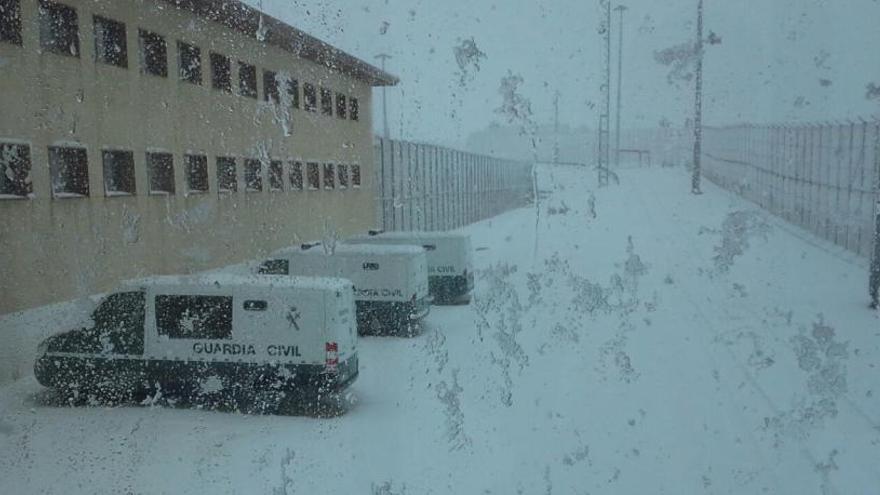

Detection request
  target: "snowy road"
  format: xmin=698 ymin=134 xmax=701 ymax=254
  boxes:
xmin=1 ymin=165 xmax=878 ymax=494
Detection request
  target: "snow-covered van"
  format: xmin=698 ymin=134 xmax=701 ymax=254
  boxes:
xmin=34 ymin=274 xmax=358 ymax=409
xmin=256 ymin=243 xmax=431 ymax=335
xmin=345 ymin=230 xmax=474 ymax=304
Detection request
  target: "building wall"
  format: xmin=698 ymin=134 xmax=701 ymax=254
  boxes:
xmin=0 ymin=0 xmax=378 ymax=316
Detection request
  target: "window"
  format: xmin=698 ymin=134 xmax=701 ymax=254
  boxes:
xmin=320 ymin=87 xmax=333 ymax=116
xmin=185 ymin=154 xmax=208 ymax=193
xmin=306 ymin=162 xmax=319 ymax=190
xmin=303 ymin=83 xmax=317 ymax=112
xmin=287 ymin=79 xmax=300 ymax=109
xmin=102 ymin=150 xmax=135 ymax=196
xmin=39 ymin=1 xmax=79 ymax=57
xmin=93 ymin=15 xmax=127 ymax=68
xmin=0 ymin=0 xmax=22 ymax=46
xmin=351 ymin=164 xmax=361 ymax=187
xmin=155 ymin=295 xmax=232 ymax=340
xmin=289 ymin=161 xmax=303 ymax=191
xmin=210 ymin=52 xmax=231 ymax=92
xmin=336 ymin=93 xmax=347 ymax=119
xmin=244 ymin=159 xmax=262 ymax=192
xmin=216 ymin=156 xmax=237 ymax=193
xmin=323 ymin=163 xmax=335 ymax=189
xmin=49 ymin=146 xmax=89 ymax=198
xmin=263 ymin=70 xmax=279 ymax=104
xmin=337 ymin=163 xmax=348 ymax=189
xmin=269 ymin=160 xmax=283 ymax=191
xmin=0 ymin=142 xmax=31 ymax=198
xmin=139 ymin=29 xmax=167 ymax=77
xmin=239 ymin=62 xmax=257 ymax=98
xmin=349 ymin=97 xmax=359 ymax=121
xmin=258 ymin=259 xmax=289 ymax=275
xmin=243 ymin=300 xmax=267 ymax=311
xmin=146 ymin=152 xmax=174 ymax=194
xmin=178 ymin=41 xmax=201 ymax=84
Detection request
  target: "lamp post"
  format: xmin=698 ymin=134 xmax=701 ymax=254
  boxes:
xmin=597 ymin=0 xmax=611 ymax=187
xmin=613 ymin=5 xmax=627 ymax=169
xmin=692 ymin=0 xmax=704 ymax=194
xmin=553 ymin=90 xmax=561 ymax=164
xmin=375 ymin=53 xmax=392 ymax=139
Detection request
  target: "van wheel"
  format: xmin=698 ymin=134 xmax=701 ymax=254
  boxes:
xmin=401 ymin=321 xmax=416 ymax=337
xmin=312 ymin=392 xmax=350 ymax=417
xmin=276 ymin=390 xmax=350 ymax=417
xmin=246 ymin=389 xmax=285 ymax=415
xmin=55 ymin=382 xmax=89 ymax=407
xmin=369 ymin=314 xmax=383 ymax=334
xmin=276 ymin=389 xmax=311 ymax=416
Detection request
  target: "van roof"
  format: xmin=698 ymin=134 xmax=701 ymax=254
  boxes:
xmin=273 ymin=243 xmax=425 ymax=257
xmin=122 ymin=273 xmax=353 ymax=292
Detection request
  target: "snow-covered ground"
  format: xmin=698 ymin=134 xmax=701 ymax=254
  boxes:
xmin=1 ymin=164 xmax=878 ymax=494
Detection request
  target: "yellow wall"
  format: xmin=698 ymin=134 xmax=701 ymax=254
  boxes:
xmin=0 ymin=0 xmax=378 ymax=314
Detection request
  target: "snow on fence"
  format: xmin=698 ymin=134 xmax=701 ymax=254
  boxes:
xmin=698 ymin=121 xmax=880 ymax=260
xmin=374 ymin=138 xmax=534 ymax=231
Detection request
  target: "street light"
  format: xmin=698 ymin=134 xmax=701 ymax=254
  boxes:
xmin=375 ymin=53 xmax=392 ymax=139
xmin=692 ymin=0 xmax=704 ymax=194
xmin=553 ymin=89 xmax=561 ymax=164
xmin=613 ymin=5 xmax=627 ymax=169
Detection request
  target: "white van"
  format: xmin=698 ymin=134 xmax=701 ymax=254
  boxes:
xmin=345 ymin=230 xmax=474 ymax=304
xmin=256 ymin=243 xmax=431 ymax=336
xmin=34 ymin=274 xmax=358 ymax=410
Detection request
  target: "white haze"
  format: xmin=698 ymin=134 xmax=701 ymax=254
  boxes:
xmin=248 ymin=0 xmax=880 ymax=148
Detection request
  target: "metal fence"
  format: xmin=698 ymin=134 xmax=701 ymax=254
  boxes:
xmin=699 ymin=121 xmax=880 ymax=259
xmin=618 ymin=127 xmax=693 ymax=168
xmin=374 ymin=138 xmax=534 ymax=231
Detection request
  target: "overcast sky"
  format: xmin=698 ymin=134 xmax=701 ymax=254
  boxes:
xmin=248 ymin=0 xmax=880 ymax=148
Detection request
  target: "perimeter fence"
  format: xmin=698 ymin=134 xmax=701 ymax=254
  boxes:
xmin=374 ymin=138 xmax=534 ymax=231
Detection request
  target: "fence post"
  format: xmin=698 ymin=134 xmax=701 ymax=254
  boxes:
xmin=870 ymin=123 xmax=880 ymax=309
xmin=376 ymin=137 xmax=386 ymax=231
xmin=798 ymin=125 xmax=806 ymax=227
xmin=819 ymin=123 xmax=828 ymax=241
xmin=807 ymin=124 xmax=818 ymax=234
xmin=845 ymin=121 xmax=856 ymax=252
xmin=857 ymin=120 xmax=868 ymax=257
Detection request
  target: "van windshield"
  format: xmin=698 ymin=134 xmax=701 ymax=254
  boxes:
xmin=92 ymin=291 xmax=146 ymax=354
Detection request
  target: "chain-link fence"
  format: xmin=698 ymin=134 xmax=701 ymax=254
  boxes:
xmin=699 ymin=121 xmax=880 ymax=260
xmin=623 ymin=120 xmax=880 ymax=305
xmin=374 ymin=138 xmax=534 ymax=231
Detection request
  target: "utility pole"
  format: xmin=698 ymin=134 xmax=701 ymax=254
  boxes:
xmin=614 ymin=5 xmax=627 ymax=169
xmin=692 ymin=0 xmax=704 ymax=194
xmin=553 ymin=90 xmax=561 ymax=164
xmin=375 ymin=53 xmax=392 ymax=139
xmin=597 ymin=0 xmax=611 ymax=187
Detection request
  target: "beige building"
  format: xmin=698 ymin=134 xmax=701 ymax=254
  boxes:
xmin=0 ymin=0 xmax=397 ymax=315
